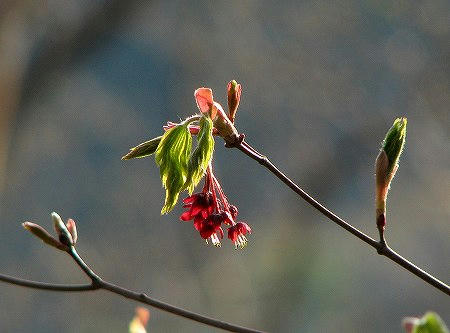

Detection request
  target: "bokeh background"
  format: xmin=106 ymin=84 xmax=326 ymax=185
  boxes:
xmin=0 ymin=1 xmax=448 ymax=332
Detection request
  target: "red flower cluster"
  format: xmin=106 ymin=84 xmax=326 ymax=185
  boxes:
xmin=180 ymin=166 xmax=251 ymax=248
xmin=180 ymin=81 xmax=251 ymax=248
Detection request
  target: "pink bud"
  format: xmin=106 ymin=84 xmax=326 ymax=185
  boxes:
xmin=194 ymin=86 xmax=240 ymax=145
xmin=66 ymin=219 xmax=78 ymax=245
xmin=194 ymin=88 xmax=217 ymax=119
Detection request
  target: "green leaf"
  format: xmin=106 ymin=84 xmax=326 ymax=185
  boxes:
xmin=382 ymin=117 xmax=407 ymax=175
xmin=185 ymin=116 xmax=215 ymax=194
xmin=414 ymin=312 xmax=449 ymax=333
xmin=122 ymin=136 xmax=162 ymax=160
xmin=155 ymin=124 xmax=192 ymax=214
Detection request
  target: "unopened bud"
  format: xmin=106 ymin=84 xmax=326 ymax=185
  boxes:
xmin=382 ymin=117 xmax=407 ymax=177
xmin=227 ymin=80 xmax=241 ymax=123
xmin=193 ymin=86 xmax=241 ymax=145
xmin=66 ymin=219 xmax=78 ymax=244
xmin=375 ymin=118 xmax=407 ymax=240
xmin=52 ymin=212 xmax=74 ymax=247
xmin=22 ymin=222 xmax=68 ymax=251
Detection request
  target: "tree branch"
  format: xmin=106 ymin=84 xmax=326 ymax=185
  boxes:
xmin=0 ymin=245 xmax=265 ymax=333
xmin=67 ymin=246 xmax=264 ymax=331
xmin=0 ymin=273 xmax=96 ymax=291
xmin=232 ymin=139 xmax=450 ymax=296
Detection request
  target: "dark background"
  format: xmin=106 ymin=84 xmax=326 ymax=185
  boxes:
xmin=0 ymin=1 xmax=448 ymax=332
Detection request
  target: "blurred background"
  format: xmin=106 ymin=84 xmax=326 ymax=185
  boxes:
xmin=0 ymin=1 xmax=448 ymax=332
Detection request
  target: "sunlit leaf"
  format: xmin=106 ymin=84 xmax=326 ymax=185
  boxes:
xmin=155 ymin=124 xmax=192 ymax=214
xmin=186 ymin=116 xmax=214 ymax=194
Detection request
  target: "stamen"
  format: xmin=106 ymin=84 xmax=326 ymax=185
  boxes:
xmin=210 ymin=233 xmax=221 ymax=247
xmin=234 ymin=234 xmax=248 ymax=249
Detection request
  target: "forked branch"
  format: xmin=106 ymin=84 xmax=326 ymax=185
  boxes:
xmin=0 ymin=244 xmax=264 ymax=333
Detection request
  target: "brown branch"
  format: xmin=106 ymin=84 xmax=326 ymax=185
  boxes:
xmin=0 ymin=245 xmax=265 ymax=333
xmin=231 ymin=139 xmax=450 ymax=296
xmin=0 ymin=273 xmax=96 ymax=291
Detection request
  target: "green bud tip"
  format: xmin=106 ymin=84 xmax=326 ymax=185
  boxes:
xmin=382 ymin=117 xmax=407 ymax=174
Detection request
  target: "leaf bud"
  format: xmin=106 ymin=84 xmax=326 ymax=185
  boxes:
xmin=52 ymin=212 xmax=74 ymax=247
xmin=22 ymin=222 xmax=68 ymax=251
xmin=66 ymin=218 xmax=78 ymax=245
xmin=227 ymin=80 xmax=241 ymax=123
xmin=374 ymin=118 xmax=407 ymax=238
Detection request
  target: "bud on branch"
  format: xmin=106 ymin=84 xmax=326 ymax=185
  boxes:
xmin=23 ymin=212 xmax=78 ymax=250
xmin=52 ymin=212 xmax=74 ymax=247
xmin=375 ymin=117 xmax=407 ymax=241
xmin=22 ymin=222 xmax=68 ymax=251
xmin=194 ymin=87 xmax=240 ymax=145
xmin=227 ymin=80 xmax=241 ymax=124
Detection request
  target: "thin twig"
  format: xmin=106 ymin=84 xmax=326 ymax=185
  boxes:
xmin=233 ymin=139 xmax=450 ymax=296
xmin=0 ymin=273 xmax=96 ymax=291
xmin=99 ymin=279 xmax=263 ymax=333
xmin=68 ymin=246 xmax=265 ymax=332
xmin=0 ymin=246 xmax=265 ymax=333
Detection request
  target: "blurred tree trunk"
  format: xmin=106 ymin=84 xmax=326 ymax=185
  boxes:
xmin=0 ymin=2 xmax=29 ymax=194
xmin=0 ymin=0 xmax=139 ymax=195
